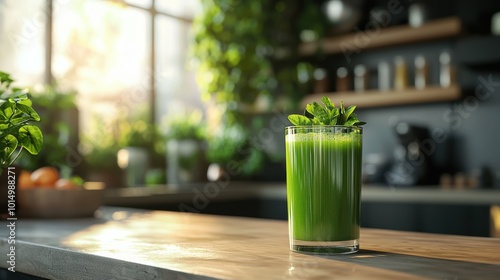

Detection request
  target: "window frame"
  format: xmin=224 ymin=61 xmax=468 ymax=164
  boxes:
xmin=44 ymin=0 xmax=195 ymax=124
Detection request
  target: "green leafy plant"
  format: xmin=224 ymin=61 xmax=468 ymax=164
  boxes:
xmin=162 ymin=111 xmax=206 ymax=141
xmin=31 ymin=84 xmax=77 ymax=109
xmin=80 ymin=115 xmax=120 ymax=170
xmin=206 ymin=124 xmax=245 ymax=165
xmin=118 ymin=115 xmax=167 ymax=176
xmin=192 ymin=0 xmax=323 ymax=121
xmin=288 ymin=96 xmax=366 ymax=126
xmin=192 ymin=1 xmax=329 ymax=178
xmin=16 ymin=85 xmax=78 ymax=172
xmin=206 ymin=122 xmax=264 ymax=177
xmin=0 ymin=71 xmax=43 ymax=173
xmin=161 ymin=110 xmax=208 ymax=184
xmin=119 ymin=119 xmax=158 ymax=148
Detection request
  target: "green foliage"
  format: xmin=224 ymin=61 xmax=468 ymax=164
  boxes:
xmin=162 ymin=110 xmax=206 ymax=141
xmin=193 ymin=1 xmax=270 ymax=105
xmin=16 ymin=85 xmax=78 ymax=171
xmin=192 ymin=1 xmax=331 ymax=177
xmin=119 ymin=120 xmax=156 ymax=147
xmin=206 ymin=122 xmax=263 ymax=177
xmin=31 ymin=84 xmax=77 ymax=109
xmin=288 ymin=96 xmax=366 ymax=126
xmin=81 ymin=104 xmax=165 ymax=171
xmin=192 ymin=0 xmax=322 ymax=120
xmin=206 ymin=123 xmax=245 ymax=165
xmin=0 ymin=71 xmax=43 ymax=171
xmin=80 ymin=115 xmax=120 ymax=169
xmin=145 ymin=168 xmax=166 ymax=185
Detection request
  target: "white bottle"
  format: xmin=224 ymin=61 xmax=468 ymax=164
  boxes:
xmin=414 ymin=55 xmax=428 ymax=90
xmin=439 ymin=51 xmax=454 ymax=88
xmin=354 ymin=65 xmax=368 ymax=92
xmin=378 ymin=61 xmax=390 ymax=91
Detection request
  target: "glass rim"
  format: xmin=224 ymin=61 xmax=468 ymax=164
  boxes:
xmin=285 ymin=125 xmax=363 ymax=130
xmin=285 ymin=125 xmax=363 ymax=136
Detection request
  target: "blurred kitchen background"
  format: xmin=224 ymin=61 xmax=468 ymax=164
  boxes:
xmin=1 ymin=0 xmax=500 ymax=237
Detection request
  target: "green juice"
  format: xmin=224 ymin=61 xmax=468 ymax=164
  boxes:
xmin=285 ymin=126 xmax=362 ymax=243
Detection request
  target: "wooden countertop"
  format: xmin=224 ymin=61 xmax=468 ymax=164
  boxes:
xmin=1 ymin=207 xmax=500 ymax=279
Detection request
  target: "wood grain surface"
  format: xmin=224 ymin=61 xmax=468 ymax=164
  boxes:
xmin=1 ymin=207 xmax=499 ymax=279
xmin=299 ymin=16 xmax=462 ymax=56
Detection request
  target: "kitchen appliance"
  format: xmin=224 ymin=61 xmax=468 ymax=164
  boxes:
xmin=386 ymin=122 xmax=437 ymax=186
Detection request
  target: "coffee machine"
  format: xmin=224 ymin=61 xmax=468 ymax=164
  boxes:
xmin=386 ymin=122 xmax=437 ymax=186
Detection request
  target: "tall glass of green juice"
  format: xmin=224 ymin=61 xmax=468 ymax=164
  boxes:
xmin=285 ymin=126 xmax=362 ymax=254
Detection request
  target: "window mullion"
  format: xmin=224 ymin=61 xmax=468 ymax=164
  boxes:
xmin=150 ymin=0 xmax=156 ymax=124
xmin=44 ymin=0 xmax=53 ymax=84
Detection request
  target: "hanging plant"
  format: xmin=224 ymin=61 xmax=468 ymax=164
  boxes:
xmin=192 ymin=0 xmax=325 ymax=119
xmin=192 ymin=0 xmax=328 ymax=177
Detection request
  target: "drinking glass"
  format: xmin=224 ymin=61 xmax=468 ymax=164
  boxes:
xmin=285 ymin=126 xmax=363 ymax=254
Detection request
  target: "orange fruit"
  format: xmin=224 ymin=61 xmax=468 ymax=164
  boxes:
xmin=55 ymin=179 xmax=78 ymax=190
xmin=18 ymin=170 xmax=35 ymax=189
xmin=31 ymin=166 xmax=59 ymax=188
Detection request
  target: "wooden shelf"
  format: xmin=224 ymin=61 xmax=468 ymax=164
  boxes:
xmin=301 ymin=85 xmax=461 ymax=109
xmin=299 ymin=16 xmax=463 ymax=56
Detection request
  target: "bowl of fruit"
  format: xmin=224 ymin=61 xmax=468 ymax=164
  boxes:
xmin=18 ymin=166 xmax=105 ymax=219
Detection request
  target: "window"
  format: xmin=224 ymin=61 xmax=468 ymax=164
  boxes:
xmin=0 ymin=0 xmax=202 ymax=142
xmin=0 ymin=0 xmax=46 ymax=86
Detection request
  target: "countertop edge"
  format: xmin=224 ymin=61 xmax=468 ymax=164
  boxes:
xmin=0 ymin=238 xmax=216 ymax=280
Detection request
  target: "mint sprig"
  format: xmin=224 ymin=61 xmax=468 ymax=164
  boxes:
xmin=288 ymin=96 xmax=366 ymax=126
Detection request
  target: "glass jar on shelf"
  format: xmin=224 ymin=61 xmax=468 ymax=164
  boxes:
xmin=313 ymin=68 xmax=329 ymax=93
xmin=336 ymin=67 xmax=350 ymax=92
xmin=377 ymin=60 xmax=390 ymax=91
xmin=439 ymin=51 xmax=455 ymax=88
xmin=414 ymin=55 xmax=428 ymax=90
xmin=353 ymin=64 xmax=368 ymax=92
xmin=394 ymin=56 xmax=409 ymax=90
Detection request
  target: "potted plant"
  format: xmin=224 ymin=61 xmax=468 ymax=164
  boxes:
xmin=16 ymin=85 xmax=79 ymax=178
xmin=206 ymin=122 xmax=263 ymax=181
xmin=0 ymin=71 xmax=43 ymax=216
xmin=116 ymin=109 xmax=160 ymax=187
xmin=81 ymin=105 xmax=164 ymax=188
xmin=0 ymin=71 xmax=43 ymax=175
xmin=80 ymin=115 xmax=124 ymax=188
xmin=162 ymin=110 xmax=207 ymax=185
xmin=191 ymin=1 xmax=323 ymax=180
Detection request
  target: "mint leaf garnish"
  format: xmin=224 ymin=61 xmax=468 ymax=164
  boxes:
xmin=288 ymin=96 xmax=366 ymax=127
xmin=288 ymin=114 xmax=312 ymax=126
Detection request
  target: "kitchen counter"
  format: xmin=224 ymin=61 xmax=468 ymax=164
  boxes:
xmin=1 ymin=207 xmax=500 ymax=279
xmin=104 ymin=182 xmax=500 ymax=207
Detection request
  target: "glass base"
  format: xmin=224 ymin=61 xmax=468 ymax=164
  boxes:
xmin=291 ymin=239 xmax=359 ymax=255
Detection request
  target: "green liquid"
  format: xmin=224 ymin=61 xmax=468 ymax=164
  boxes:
xmin=286 ymin=129 xmax=362 ymax=242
